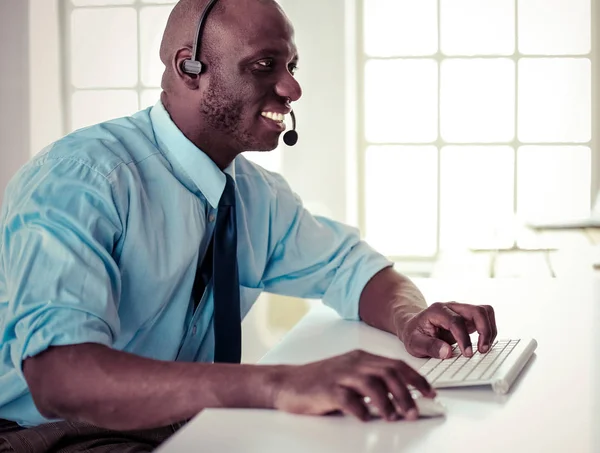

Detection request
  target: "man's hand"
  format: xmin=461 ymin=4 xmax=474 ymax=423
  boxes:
xmin=272 ymin=349 xmax=436 ymax=422
xmin=400 ymin=302 xmax=497 ymax=359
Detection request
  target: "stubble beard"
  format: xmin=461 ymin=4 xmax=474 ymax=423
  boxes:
xmin=201 ymin=81 xmax=276 ymax=152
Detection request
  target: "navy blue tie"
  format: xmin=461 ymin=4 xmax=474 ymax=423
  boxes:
xmin=212 ymin=174 xmax=241 ymax=363
xmin=191 ymin=174 xmax=241 ymax=363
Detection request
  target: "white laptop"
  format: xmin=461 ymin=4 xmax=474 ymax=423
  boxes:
xmin=527 ymin=193 xmax=600 ymax=229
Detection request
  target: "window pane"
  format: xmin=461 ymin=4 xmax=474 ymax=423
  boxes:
xmin=72 ymin=0 xmax=134 ymax=5
xmin=365 ymin=146 xmax=438 ymax=256
xmin=517 ymin=146 xmax=591 ymax=221
xmin=440 ymin=146 xmax=515 ymax=249
xmin=140 ymin=6 xmax=174 ymax=87
xmin=518 ymin=58 xmax=591 ymax=142
xmin=141 ymin=89 xmax=162 ymax=109
xmin=71 ymin=90 xmax=139 ymax=131
xmin=364 ymin=0 xmax=437 ymax=57
xmin=441 ymin=58 xmax=515 ymax=142
xmin=440 ymin=0 xmax=514 ymax=56
xmin=71 ymin=8 xmax=138 ymax=88
xmin=365 ymin=59 xmax=438 ymax=143
xmin=518 ymin=0 xmax=591 ymax=55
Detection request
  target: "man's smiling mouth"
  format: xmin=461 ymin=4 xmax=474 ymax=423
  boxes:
xmin=260 ymin=111 xmax=285 ymax=123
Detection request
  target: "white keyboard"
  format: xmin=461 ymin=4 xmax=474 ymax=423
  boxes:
xmin=418 ymin=338 xmax=538 ymax=394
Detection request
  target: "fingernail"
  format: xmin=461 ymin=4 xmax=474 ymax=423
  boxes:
xmin=465 ymin=346 xmax=473 ymax=357
xmin=438 ymin=344 xmax=451 ymax=358
xmin=481 ymin=344 xmax=489 ymax=353
xmin=406 ymin=409 xmax=418 ymax=420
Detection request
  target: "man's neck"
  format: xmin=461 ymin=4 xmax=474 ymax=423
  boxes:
xmin=162 ymin=96 xmax=238 ymax=171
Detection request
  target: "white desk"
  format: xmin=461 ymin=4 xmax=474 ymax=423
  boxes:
xmin=157 ymin=278 xmax=600 ymax=453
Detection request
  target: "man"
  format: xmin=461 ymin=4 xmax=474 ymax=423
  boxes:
xmin=0 ymin=0 xmax=496 ymax=451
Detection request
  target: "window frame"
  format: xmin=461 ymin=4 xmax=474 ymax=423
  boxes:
xmin=354 ymin=0 xmax=600 ymax=263
xmin=58 ymin=0 xmax=176 ymax=134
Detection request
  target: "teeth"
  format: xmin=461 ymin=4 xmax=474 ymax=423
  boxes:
xmin=261 ymin=111 xmax=285 ymax=122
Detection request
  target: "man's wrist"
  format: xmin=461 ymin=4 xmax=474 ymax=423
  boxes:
xmin=261 ymin=365 xmax=292 ymax=409
xmin=197 ymin=364 xmax=291 ymax=411
xmin=391 ymin=303 xmax=424 ymax=338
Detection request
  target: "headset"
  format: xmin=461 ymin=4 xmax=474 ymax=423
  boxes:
xmin=181 ymin=0 xmax=298 ymax=146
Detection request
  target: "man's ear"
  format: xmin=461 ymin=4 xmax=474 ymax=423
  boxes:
xmin=174 ymin=47 xmax=201 ymax=90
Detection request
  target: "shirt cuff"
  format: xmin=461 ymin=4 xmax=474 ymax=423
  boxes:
xmin=12 ymin=308 xmax=115 ymax=379
xmin=322 ymin=241 xmax=393 ymax=321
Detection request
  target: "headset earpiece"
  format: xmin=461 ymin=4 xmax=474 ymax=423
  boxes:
xmin=182 ymin=0 xmax=219 ymax=77
xmin=182 ymin=59 xmax=203 ymax=76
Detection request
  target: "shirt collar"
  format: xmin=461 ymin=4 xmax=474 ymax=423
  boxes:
xmin=149 ymin=100 xmax=236 ymax=209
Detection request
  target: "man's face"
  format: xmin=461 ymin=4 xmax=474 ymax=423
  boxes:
xmin=199 ymin=3 xmax=302 ymax=152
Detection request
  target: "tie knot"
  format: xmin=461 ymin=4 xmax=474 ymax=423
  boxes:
xmin=219 ymin=174 xmax=236 ymax=207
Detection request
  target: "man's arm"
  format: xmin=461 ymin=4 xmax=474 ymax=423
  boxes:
xmin=358 ymin=266 xmax=427 ymax=337
xmin=359 ymin=267 xmax=498 ymax=359
xmin=23 ymin=344 xmax=279 ymax=430
xmin=256 ymin=172 xmax=496 ymax=358
xmin=24 ymin=342 xmax=437 ymax=428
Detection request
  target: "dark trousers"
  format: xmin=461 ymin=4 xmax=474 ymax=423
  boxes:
xmin=0 ymin=419 xmax=183 ymax=453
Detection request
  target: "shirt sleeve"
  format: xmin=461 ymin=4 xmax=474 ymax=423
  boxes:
xmin=261 ymin=173 xmax=393 ymax=320
xmin=0 ymin=156 xmax=123 ymax=377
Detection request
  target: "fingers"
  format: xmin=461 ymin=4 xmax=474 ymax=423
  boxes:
xmin=447 ymin=303 xmax=496 ymax=353
xmin=345 ymin=375 xmax=397 ymax=421
xmin=339 ymin=352 xmax=435 ymax=422
xmin=365 ymin=365 xmax=417 ymax=419
xmin=406 ymin=302 xmax=498 ymax=358
xmin=384 ymin=380 xmax=416 ymax=419
xmin=429 ymin=305 xmax=473 ymax=357
xmin=437 ymin=330 xmax=457 ymax=348
xmin=372 ymin=364 xmax=436 ymax=421
xmin=407 ymin=330 xmax=454 ymax=359
xmin=365 ymin=356 xmax=436 ymax=417
xmin=334 ymin=387 xmax=370 ymax=422
xmin=394 ymin=361 xmax=436 ymax=398
xmin=483 ymin=305 xmax=498 ymax=344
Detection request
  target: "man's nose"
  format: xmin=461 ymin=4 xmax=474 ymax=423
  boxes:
xmin=274 ymin=72 xmax=302 ymax=102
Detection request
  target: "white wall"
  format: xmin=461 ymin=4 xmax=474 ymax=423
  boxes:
xmin=0 ymin=1 xmax=31 ymax=202
xmin=29 ymin=0 xmax=63 ymax=156
xmin=0 ymin=0 xmax=63 ymax=202
xmin=276 ymin=0 xmax=357 ymax=225
xmin=592 ymin=0 xmax=600 ymax=205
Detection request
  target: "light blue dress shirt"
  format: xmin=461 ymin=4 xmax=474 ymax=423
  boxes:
xmin=0 ymin=101 xmax=392 ymax=427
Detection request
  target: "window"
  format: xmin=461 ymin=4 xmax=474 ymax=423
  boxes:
xmin=60 ymin=0 xmax=281 ymax=171
xmin=358 ymin=0 xmax=598 ymax=260
xmin=62 ymin=0 xmax=176 ymax=131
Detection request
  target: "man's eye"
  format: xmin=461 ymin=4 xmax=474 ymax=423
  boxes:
xmin=254 ymin=59 xmax=298 ymax=75
xmin=257 ymin=60 xmax=273 ymax=69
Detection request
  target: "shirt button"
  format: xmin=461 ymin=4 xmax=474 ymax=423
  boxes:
xmin=208 ymin=214 xmax=216 ymax=222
